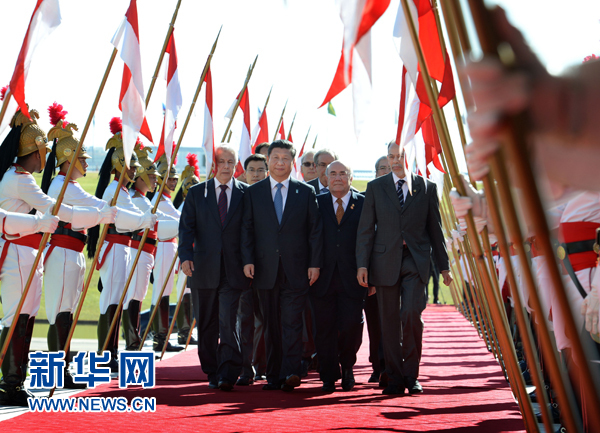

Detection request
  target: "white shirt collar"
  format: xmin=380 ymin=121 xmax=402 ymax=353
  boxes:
xmin=214 ymin=177 xmax=234 ymax=191
xmin=270 ymin=175 xmax=291 ymax=190
xmin=331 ymin=190 xmax=352 ymax=207
xmin=392 ymin=172 xmax=408 ymax=185
xmin=318 ymin=178 xmax=327 ymax=191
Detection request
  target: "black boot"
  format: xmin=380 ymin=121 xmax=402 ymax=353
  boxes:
xmin=97 ymin=305 xmax=119 ymax=373
xmin=177 ymin=294 xmax=197 ymax=345
xmin=122 ymin=300 xmax=142 ymax=350
xmin=54 ymin=312 xmax=86 ymax=389
xmin=153 ymin=296 xmax=183 ymax=352
xmin=0 ymin=315 xmax=34 ymax=407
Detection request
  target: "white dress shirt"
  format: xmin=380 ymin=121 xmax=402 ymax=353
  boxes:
xmin=332 ymin=190 xmax=351 ymax=213
xmin=392 ymin=172 xmax=409 ymax=199
xmin=215 ymin=177 xmax=234 ymax=210
xmin=317 ymin=178 xmax=328 ymax=194
xmin=270 ymin=176 xmax=291 ymax=210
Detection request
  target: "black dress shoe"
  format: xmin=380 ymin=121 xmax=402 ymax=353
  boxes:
xmin=378 ymin=371 xmax=389 ymax=389
xmin=408 ymin=380 xmax=423 ymax=394
xmin=382 ymin=384 xmax=405 ymax=395
xmin=218 ymin=380 xmax=234 ymax=392
xmin=341 ymin=370 xmax=355 ymax=391
xmin=208 ymin=381 xmax=218 ymax=389
xmin=236 ymin=376 xmax=253 ymax=386
xmin=322 ymin=382 xmax=336 ymax=393
xmin=285 ymin=374 xmax=300 ymax=388
xmin=254 ymin=374 xmax=267 ymax=382
xmin=368 ymin=372 xmax=380 ymax=383
xmin=262 ymin=382 xmax=280 ymax=391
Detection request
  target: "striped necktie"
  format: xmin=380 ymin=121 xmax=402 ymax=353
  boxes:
xmin=397 ymin=179 xmax=405 ymax=208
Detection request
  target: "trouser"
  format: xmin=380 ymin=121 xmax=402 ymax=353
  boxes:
xmin=252 ymin=286 xmax=267 ymax=375
xmin=257 ymin=260 xmax=307 ymax=383
xmin=191 ymin=265 xmax=243 ymax=384
xmin=153 ymin=241 xmax=177 ymax=304
xmin=237 ymin=288 xmax=255 ymax=378
xmin=309 ymin=267 xmax=364 ymax=383
xmin=377 ymin=247 xmax=428 ymax=386
xmin=123 ymin=250 xmax=154 ymax=308
xmin=429 ymin=257 xmax=440 ymax=302
xmin=364 ymin=289 xmax=385 ymax=375
xmin=44 ymin=247 xmax=85 ymax=324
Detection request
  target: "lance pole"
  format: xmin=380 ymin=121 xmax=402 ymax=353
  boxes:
xmin=311 ymin=134 xmax=318 ymax=149
xmin=185 ymin=318 xmax=196 ymax=351
xmin=286 ymin=112 xmax=297 ymax=141
xmin=159 ymin=274 xmax=188 ymax=360
xmin=221 ymin=56 xmax=258 ymax=143
xmin=272 ymin=100 xmax=288 ymax=142
xmin=0 ymin=89 xmax=12 ymax=127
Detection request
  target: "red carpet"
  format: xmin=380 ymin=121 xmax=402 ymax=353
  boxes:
xmin=2 ymin=305 xmax=525 ymax=432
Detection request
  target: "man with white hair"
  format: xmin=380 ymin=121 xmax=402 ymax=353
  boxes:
xmin=179 ymin=144 xmax=250 ymax=392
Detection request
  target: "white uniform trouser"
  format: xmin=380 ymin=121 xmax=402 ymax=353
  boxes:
xmin=0 ymin=240 xmax=43 ymax=327
xmin=44 ymin=246 xmax=85 ymax=324
xmin=553 ymin=267 xmax=594 ymax=351
xmin=124 ymin=250 xmax=154 ymax=309
xmin=152 ymin=241 xmax=177 ymax=305
xmin=98 ymin=242 xmax=131 ymax=315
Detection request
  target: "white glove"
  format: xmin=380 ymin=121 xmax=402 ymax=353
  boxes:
xmin=141 ymin=209 xmax=158 ymax=230
xmin=449 ymin=189 xmax=472 ymax=218
xmin=35 ymin=210 xmax=60 ymax=234
xmin=451 ymin=229 xmax=466 ymax=249
xmin=459 ymin=217 xmax=487 ymax=234
xmin=581 ymin=286 xmax=600 ymax=337
xmin=1 ymin=209 xmax=59 ymax=236
xmin=156 ymin=219 xmax=179 ymax=240
xmin=98 ymin=204 xmax=118 ymax=225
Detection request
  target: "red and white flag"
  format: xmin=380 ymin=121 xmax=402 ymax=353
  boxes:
xmin=1 ymin=0 xmax=61 ymax=132
xmin=202 ymin=67 xmax=216 ymax=178
xmin=250 ymin=107 xmax=269 ymax=152
xmin=277 ymin=119 xmax=286 ymax=140
xmin=155 ymin=32 xmax=182 ymax=167
xmin=235 ymin=89 xmax=251 ymax=178
xmin=320 ymin=0 xmax=390 ymax=137
xmin=111 ymin=0 xmax=154 ymax=169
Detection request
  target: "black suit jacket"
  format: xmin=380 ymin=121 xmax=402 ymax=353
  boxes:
xmin=241 ymin=177 xmax=323 ymax=291
xmin=178 ymin=178 xmax=250 ymax=290
xmin=311 ymin=191 xmax=366 ymax=300
xmin=307 ymin=177 xmax=324 ymax=194
xmin=356 ymin=172 xmax=449 ymax=286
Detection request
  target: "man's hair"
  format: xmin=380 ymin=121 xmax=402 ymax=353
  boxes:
xmin=314 ymin=148 xmax=338 ymax=165
xmin=244 ymin=153 xmax=268 ymax=170
xmin=268 ymin=139 xmax=296 ymax=158
xmin=387 ymin=140 xmax=399 ymax=154
xmin=326 ymin=160 xmax=353 ymax=178
xmin=300 ymin=149 xmax=316 ymax=164
xmin=254 ymin=142 xmax=270 ymax=155
xmin=215 ymin=144 xmax=238 ymax=162
xmin=375 ymin=155 xmax=388 ymax=171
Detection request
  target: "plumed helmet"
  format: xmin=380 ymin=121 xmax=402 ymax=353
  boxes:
xmin=134 ymin=142 xmax=158 ymax=189
xmin=47 ymin=103 xmax=90 ymax=175
xmin=105 ymin=117 xmax=140 ymax=172
xmin=180 ymin=153 xmax=200 ymax=199
xmin=11 ymin=106 xmax=51 ymax=169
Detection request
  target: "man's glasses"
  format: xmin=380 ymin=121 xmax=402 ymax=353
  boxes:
xmin=302 ymin=162 xmax=315 ymax=168
xmin=247 ymin=168 xmax=266 ymax=174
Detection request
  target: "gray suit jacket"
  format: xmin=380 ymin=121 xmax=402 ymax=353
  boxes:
xmin=356 ymin=172 xmax=449 ymax=286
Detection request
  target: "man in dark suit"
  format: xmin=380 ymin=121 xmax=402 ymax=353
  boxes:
xmin=179 ymin=145 xmax=249 ymax=392
xmin=311 ymin=161 xmax=366 ymax=393
xmin=356 ymin=142 xmax=452 ymax=395
xmin=242 ymin=139 xmax=323 ymax=392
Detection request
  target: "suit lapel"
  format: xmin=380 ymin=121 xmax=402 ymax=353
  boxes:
xmin=206 ymin=179 xmax=221 ymax=226
xmin=322 ymin=192 xmax=337 ymax=225
xmin=280 ymin=178 xmax=299 ymax=227
xmin=263 ymin=178 xmax=280 ymax=226
xmin=223 ymin=179 xmax=242 ymax=228
xmin=402 ymin=173 xmax=421 ymax=213
xmin=383 ymin=173 xmax=403 ymax=212
xmin=339 ymin=191 xmax=358 ymax=226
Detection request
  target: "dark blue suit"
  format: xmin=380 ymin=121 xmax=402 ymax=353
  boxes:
xmin=311 ymin=191 xmax=366 ymax=383
xmin=179 ymin=178 xmax=249 ymax=385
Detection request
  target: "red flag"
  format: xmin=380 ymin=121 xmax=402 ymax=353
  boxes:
xmin=251 ymin=108 xmax=269 ymax=152
xmin=202 ymin=67 xmax=216 ymax=178
xmin=278 ymin=119 xmax=286 ymax=140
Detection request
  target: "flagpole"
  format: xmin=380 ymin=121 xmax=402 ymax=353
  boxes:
xmin=262 ymin=86 xmax=273 ymax=114
xmin=184 ymin=318 xmax=196 ymax=351
xmin=311 ymin=134 xmax=318 ymax=149
xmin=397 ymin=1 xmax=539 ymax=429
xmin=221 ymin=55 xmax=259 ymax=143
xmin=1 ymin=47 xmax=120 ymax=375
xmin=286 ymin=112 xmax=297 ymax=141
xmin=145 ymin=0 xmax=182 ymax=106
xmin=101 ymin=29 xmax=223 ymax=354
xmin=159 ymin=274 xmax=188 ymax=360
xmin=272 ymin=100 xmax=287 ymax=141
xmin=227 ymin=130 xmax=233 ymax=143
xmin=0 ymin=90 xmax=11 ymax=127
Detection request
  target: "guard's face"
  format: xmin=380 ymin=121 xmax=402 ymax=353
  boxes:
xmin=148 ymin=174 xmax=158 ymax=191
xmin=167 ymin=177 xmax=178 ymax=192
xmin=126 ymin=166 xmax=137 ymax=183
xmin=246 ymin=160 xmax=268 ymax=185
xmin=268 ymin=148 xmax=293 ymax=179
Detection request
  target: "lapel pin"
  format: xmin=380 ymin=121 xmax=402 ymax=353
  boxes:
xmin=350 ymin=203 xmax=355 ymax=210
xmin=296 ymin=189 xmax=299 ymax=193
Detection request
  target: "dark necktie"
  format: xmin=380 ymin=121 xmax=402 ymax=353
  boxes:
xmin=218 ymin=184 xmax=228 ymax=225
xmin=397 ymin=179 xmax=405 ymax=208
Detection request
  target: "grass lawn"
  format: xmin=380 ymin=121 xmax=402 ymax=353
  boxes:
xmin=0 ymin=174 xmax=453 ymax=337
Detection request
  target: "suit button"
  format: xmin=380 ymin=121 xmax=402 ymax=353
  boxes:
xmin=276 ymin=249 xmax=279 ymax=253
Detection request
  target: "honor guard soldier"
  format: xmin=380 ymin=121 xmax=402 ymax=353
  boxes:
xmin=41 ymin=103 xmax=118 ymax=388
xmin=172 ymin=153 xmax=201 ymax=345
xmin=150 ymin=150 xmax=182 ymax=352
xmin=123 ymin=143 xmax=179 ymax=350
xmin=86 ymin=118 xmax=158 ymax=371
xmin=0 ymin=107 xmax=113 ymax=406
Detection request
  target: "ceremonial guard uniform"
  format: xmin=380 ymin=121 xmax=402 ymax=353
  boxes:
xmin=123 ymin=144 xmax=178 ymax=350
xmin=0 ymin=108 xmax=111 ymax=406
xmin=150 ymin=153 xmax=182 ymax=352
xmin=173 ymin=154 xmax=200 ymax=345
xmin=42 ymin=104 xmax=117 ymax=388
xmin=87 ymin=118 xmax=158 ymax=370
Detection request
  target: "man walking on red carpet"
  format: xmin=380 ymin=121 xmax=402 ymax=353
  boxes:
xmin=356 ymin=142 xmax=452 ymax=395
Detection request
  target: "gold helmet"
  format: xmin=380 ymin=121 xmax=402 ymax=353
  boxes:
xmin=180 ymin=153 xmax=200 ymax=199
xmin=105 ymin=117 xmax=141 ymax=175
xmin=155 ymin=149 xmax=179 ymax=193
xmin=47 ymin=103 xmax=91 ymax=176
xmin=134 ymin=142 xmax=158 ymax=190
xmin=11 ymin=107 xmax=51 ymax=170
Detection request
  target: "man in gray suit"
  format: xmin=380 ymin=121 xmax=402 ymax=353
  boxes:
xmin=356 ymin=142 xmax=452 ymax=396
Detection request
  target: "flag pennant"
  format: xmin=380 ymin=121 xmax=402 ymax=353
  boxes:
xmin=155 ymin=32 xmax=182 ymax=168
xmin=112 ymin=0 xmax=154 ymax=169
xmin=202 ymin=66 xmax=216 ymax=178
xmin=5 ymin=0 xmax=61 ymax=127
xmin=251 ymin=106 xmax=269 ymax=152
xmin=234 ymin=88 xmax=251 ymax=178
xmin=278 ymin=119 xmax=286 ymax=140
